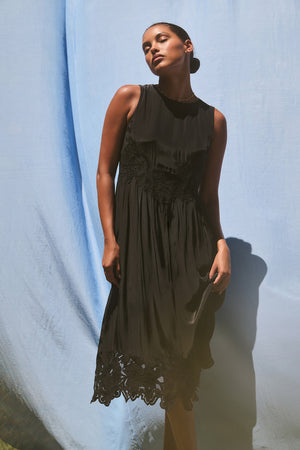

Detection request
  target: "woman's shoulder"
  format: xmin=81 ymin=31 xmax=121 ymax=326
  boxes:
xmin=114 ymin=84 xmax=142 ymax=101
xmin=203 ymin=100 xmax=226 ymax=125
xmin=112 ymin=85 xmax=145 ymax=124
xmin=107 ymin=85 xmax=142 ymax=122
xmin=213 ymin=107 xmax=227 ymax=127
xmin=211 ymin=107 xmax=227 ymax=147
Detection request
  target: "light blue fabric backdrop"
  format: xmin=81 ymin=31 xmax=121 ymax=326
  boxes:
xmin=0 ymin=1 xmax=299 ymax=449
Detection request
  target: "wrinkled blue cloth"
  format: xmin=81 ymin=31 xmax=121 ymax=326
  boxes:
xmin=0 ymin=1 xmax=299 ymax=449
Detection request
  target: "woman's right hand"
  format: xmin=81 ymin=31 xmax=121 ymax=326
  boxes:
xmin=102 ymin=238 xmax=121 ymax=288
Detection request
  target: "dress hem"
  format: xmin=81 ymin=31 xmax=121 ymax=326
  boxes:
xmin=90 ymin=349 xmax=215 ymax=412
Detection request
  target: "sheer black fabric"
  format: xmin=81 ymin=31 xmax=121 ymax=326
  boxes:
xmin=90 ymin=84 xmax=226 ymax=411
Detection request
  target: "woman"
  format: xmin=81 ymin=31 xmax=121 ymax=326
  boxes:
xmin=91 ymin=22 xmax=231 ymax=450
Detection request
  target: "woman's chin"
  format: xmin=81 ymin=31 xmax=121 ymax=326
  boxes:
xmin=150 ymin=63 xmax=171 ymax=75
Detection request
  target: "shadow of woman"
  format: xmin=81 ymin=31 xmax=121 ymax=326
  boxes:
xmin=195 ymin=237 xmax=267 ymax=450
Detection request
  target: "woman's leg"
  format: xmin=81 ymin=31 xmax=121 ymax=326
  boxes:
xmin=165 ymin=398 xmax=197 ymax=450
xmin=163 ymin=409 xmax=178 ymax=450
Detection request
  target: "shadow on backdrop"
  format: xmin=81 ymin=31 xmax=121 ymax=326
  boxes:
xmin=194 ymin=237 xmax=267 ymax=450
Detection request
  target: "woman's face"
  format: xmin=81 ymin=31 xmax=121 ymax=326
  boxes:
xmin=142 ymin=25 xmax=192 ymax=75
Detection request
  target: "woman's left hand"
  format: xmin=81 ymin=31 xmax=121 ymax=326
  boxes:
xmin=209 ymin=240 xmax=231 ymax=295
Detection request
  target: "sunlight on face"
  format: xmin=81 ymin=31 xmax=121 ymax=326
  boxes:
xmin=142 ymin=25 xmax=187 ymax=74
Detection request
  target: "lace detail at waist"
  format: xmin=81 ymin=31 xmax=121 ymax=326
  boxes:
xmin=118 ymin=136 xmax=207 ymax=205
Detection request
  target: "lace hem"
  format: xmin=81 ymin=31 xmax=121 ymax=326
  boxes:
xmin=90 ymin=349 xmax=212 ymax=411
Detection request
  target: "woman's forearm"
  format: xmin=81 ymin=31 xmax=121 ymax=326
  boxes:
xmin=202 ymin=197 xmax=227 ymax=250
xmin=96 ymin=172 xmax=116 ymax=243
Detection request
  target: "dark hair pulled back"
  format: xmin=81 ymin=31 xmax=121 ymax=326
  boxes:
xmin=144 ymin=22 xmax=200 ymax=74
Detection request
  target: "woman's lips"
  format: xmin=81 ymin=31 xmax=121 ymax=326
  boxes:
xmin=152 ymin=55 xmax=164 ymax=65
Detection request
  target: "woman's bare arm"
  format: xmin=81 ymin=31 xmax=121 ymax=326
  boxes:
xmin=199 ymin=108 xmax=228 ymax=251
xmin=199 ymin=107 xmax=231 ymax=293
xmin=97 ymin=84 xmax=140 ymax=286
xmin=96 ymin=84 xmax=140 ymax=243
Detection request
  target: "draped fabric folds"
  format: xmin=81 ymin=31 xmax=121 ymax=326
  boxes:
xmin=0 ymin=1 xmax=299 ymax=450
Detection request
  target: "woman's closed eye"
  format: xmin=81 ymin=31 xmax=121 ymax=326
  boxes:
xmin=144 ymin=38 xmax=168 ymax=54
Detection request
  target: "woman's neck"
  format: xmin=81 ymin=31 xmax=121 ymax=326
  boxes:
xmin=157 ymin=77 xmax=196 ymax=102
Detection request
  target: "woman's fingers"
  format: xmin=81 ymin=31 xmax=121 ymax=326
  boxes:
xmin=103 ymin=263 xmax=120 ymax=288
xmin=102 ymin=242 xmax=121 ymax=287
xmin=212 ymin=271 xmax=230 ymax=294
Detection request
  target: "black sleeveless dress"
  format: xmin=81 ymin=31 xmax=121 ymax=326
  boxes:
xmin=90 ymin=83 xmax=226 ymax=411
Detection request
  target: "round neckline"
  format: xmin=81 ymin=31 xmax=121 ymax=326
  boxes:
xmin=152 ymin=84 xmax=201 ymax=104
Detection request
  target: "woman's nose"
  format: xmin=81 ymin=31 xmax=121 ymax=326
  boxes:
xmin=151 ymin=45 xmax=159 ymax=54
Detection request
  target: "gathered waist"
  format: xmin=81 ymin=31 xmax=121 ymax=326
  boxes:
xmin=118 ymin=137 xmax=207 ymax=206
xmin=118 ymin=167 xmax=201 ymax=203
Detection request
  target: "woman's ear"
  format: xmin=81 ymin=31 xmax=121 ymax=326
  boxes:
xmin=184 ymin=39 xmax=194 ymax=54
